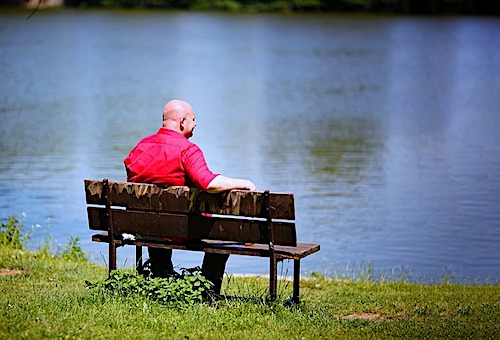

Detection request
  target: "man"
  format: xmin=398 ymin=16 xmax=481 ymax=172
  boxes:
xmin=124 ymin=99 xmax=256 ymax=294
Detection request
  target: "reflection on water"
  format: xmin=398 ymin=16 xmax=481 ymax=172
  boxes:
xmin=1 ymin=11 xmax=499 ymax=283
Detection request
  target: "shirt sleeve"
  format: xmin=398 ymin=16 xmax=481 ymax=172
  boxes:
xmin=182 ymin=144 xmax=218 ymax=190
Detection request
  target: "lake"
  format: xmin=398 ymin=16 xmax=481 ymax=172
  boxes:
xmin=1 ymin=9 xmax=499 ymax=283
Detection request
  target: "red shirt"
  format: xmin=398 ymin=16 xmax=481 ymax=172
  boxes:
xmin=124 ymin=128 xmax=218 ymax=190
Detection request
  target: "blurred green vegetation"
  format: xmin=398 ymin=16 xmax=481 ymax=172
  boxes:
xmin=60 ymin=0 xmax=500 ymax=15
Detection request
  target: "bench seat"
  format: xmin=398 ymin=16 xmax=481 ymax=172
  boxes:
xmin=92 ymin=232 xmax=320 ymax=259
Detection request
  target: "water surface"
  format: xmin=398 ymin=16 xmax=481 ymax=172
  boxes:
xmin=1 ymin=10 xmax=499 ymax=282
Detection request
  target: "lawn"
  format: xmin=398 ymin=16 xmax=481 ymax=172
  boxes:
xmin=1 ymin=244 xmax=498 ymax=339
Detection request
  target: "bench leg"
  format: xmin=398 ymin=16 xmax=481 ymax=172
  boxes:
xmin=270 ymin=256 xmax=277 ymax=301
xmin=135 ymin=246 xmax=143 ymax=274
xmin=293 ymin=260 xmax=300 ymax=304
xmin=109 ymin=239 xmax=116 ymax=274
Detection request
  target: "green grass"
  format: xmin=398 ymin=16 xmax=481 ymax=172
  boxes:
xmin=1 ymin=216 xmax=499 ymax=339
xmin=1 ymin=245 xmax=499 ymax=339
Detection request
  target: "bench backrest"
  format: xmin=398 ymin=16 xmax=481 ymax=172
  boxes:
xmin=84 ymin=179 xmax=297 ymax=246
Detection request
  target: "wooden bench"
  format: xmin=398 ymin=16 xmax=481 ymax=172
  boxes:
xmin=84 ymin=178 xmax=320 ymax=303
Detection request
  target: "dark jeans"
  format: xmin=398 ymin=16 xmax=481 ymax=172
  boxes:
xmin=147 ymin=247 xmax=229 ymax=294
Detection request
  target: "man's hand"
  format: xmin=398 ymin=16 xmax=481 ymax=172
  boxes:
xmin=206 ymin=175 xmax=257 ymax=193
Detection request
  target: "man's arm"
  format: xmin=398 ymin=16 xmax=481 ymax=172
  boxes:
xmin=183 ymin=145 xmax=256 ymax=192
xmin=206 ymin=175 xmax=256 ymax=193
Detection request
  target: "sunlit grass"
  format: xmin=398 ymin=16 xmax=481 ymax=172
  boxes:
xmin=1 ymin=215 xmax=499 ymax=339
xmin=1 ymin=244 xmax=499 ymax=339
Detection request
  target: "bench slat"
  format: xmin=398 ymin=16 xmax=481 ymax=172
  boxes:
xmin=84 ymin=179 xmax=295 ymax=220
xmin=92 ymin=232 xmax=319 ymax=260
xmin=87 ymin=207 xmax=297 ymax=246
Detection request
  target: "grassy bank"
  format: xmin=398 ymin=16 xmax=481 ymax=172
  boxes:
xmin=1 ymin=244 xmax=499 ymax=339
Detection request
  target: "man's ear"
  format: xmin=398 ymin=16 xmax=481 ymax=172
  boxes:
xmin=179 ymin=117 xmax=185 ymax=131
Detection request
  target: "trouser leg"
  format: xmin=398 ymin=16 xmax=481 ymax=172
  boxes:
xmin=201 ymin=253 xmax=229 ymax=294
xmin=147 ymin=247 xmax=174 ymax=278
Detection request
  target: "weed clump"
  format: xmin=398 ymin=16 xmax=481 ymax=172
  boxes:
xmin=1 ymin=215 xmax=87 ymax=262
xmin=86 ymin=269 xmax=213 ymax=307
xmin=61 ymin=236 xmax=87 ymax=262
xmin=0 ymin=216 xmax=32 ymax=250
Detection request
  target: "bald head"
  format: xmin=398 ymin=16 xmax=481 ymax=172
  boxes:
xmin=162 ymin=99 xmax=197 ymax=138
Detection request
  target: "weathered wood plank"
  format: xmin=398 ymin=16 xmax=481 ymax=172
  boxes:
xmin=84 ymin=180 xmax=190 ymax=213
xmin=87 ymin=207 xmax=297 ymax=246
xmin=92 ymin=232 xmax=319 ymax=260
xmin=84 ymin=179 xmax=295 ymax=219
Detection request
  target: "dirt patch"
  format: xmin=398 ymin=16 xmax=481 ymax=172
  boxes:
xmin=343 ymin=313 xmax=384 ymax=321
xmin=0 ymin=268 xmax=24 ymax=277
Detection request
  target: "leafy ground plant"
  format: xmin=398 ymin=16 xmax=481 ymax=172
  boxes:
xmin=86 ymin=269 xmax=213 ymax=307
